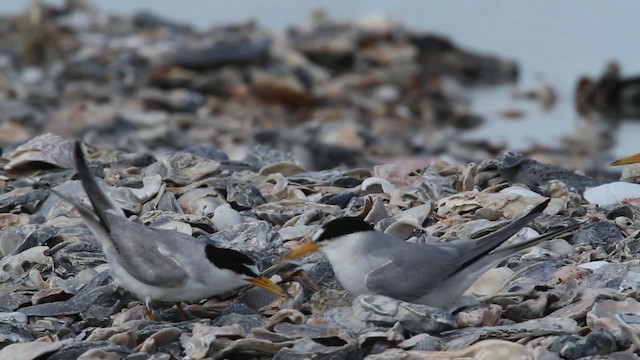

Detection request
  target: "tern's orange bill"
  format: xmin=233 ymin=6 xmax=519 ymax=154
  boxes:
xmin=285 ymin=240 xmax=322 ymax=259
xmin=610 ymin=152 xmax=640 ymax=166
xmin=246 ymin=275 xmax=287 ymax=298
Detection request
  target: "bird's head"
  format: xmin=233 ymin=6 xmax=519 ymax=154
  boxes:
xmin=285 ymin=217 xmax=374 ymax=259
xmin=204 ymin=244 xmax=287 ymax=298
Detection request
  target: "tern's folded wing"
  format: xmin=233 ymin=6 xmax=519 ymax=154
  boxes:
xmin=109 ymin=218 xmax=189 ymax=288
xmin=364 ymin=243 xmax=459 ymax=302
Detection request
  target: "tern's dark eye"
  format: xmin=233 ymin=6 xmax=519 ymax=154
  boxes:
xmin=315 ymin=217 xmax=374 ymax=242
xmin=205 ymin=244 xmax=258 ymax=277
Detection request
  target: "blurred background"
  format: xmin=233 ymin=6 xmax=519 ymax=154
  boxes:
xmin=1 ymin=0 xmax=639 ymax=172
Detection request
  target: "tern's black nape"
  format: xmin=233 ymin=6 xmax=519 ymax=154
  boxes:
xmin=204 ymin=244 xmax=258 ymax=278
xmin=315 ymin=217 xmax=374 ymax=242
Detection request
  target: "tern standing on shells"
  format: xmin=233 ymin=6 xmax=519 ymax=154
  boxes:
xmin=49 ymin=141 xmax=286 ymax=318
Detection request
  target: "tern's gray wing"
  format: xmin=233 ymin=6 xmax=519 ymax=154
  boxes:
xmin=364 ymin=242 xmax=460 ymax=302
xmin=65 ymin=141 xmax=191 ymax=288
xmin=107 ymin=215 xmax=193 ymax=288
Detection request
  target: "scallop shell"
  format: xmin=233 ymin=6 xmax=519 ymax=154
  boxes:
xmin=211 ymin=204 xmax=243 ymax=231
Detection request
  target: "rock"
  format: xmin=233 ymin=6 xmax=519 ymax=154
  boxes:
xmin=559 ymin=328 xmax=617 ymax=360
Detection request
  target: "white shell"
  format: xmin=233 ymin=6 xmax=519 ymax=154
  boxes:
xmin=584 ymin=182 xmax=640 ymax=206
xmin=384 ymin=203 xmax=432 ymax=239
xmin=177 ymin=188 xmax=225 ymax=216
xmin=499 ymin=185 xmax=540 ymax=198
xmin=0 ymin=246 xmax=52 ymax=282
xmin=129 ymin=175 xmax=162 ymax=202
xmin=361 ymin=177 xmax=396 ymax=195
xmin=577 ymin=261 xmax=609 ymax=270
xmin=363 ymin=195 xmax=390 ymax=223
xmin=211 ymin=204 xmax=243 ymax=230
xmin=465 ymin=267 xmax=514 ymax=296
xmin=384 ymin=220 xmax=421 ymax=239
xmin=151 ymin=220 xmax=192 ymax=235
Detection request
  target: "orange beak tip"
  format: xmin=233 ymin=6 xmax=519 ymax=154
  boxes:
xmin=284 ymin=241 xmax=321 ymax=259
xmin=248 ymin=276 xmax=287 ymax=298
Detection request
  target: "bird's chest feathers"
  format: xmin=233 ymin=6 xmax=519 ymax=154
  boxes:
xmin=322 ymin=239 xmax=372 ymax=295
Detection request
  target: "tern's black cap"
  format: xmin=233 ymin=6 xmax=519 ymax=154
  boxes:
xmin=205 ymin=244 xmax=258 ymax=277
xmin=315 ymin=217 xmax=374 ymax=242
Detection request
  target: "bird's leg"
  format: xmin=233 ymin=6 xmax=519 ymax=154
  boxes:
xmin=176 ymin=302 xmax=187 ymax=321
xmin=143 ymin=306 xmax=155 ymax=321
xmin=143 ymin=297 xmax=155 ymax=321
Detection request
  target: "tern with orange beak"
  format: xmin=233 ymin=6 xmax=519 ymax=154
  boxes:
xmin=286 ymin=199 xmax=581 ymax=308
xmin=49 ymin=141 xmax=286 ymax=318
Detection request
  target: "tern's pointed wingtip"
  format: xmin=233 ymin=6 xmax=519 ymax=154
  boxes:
xmin=530 ymin=198 xmax=551 ymax=214
xmin=74 ymin=141 xmax=88 ymax=172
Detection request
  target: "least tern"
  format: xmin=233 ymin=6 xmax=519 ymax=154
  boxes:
xmin=286 ymin=199 xmax=581 ymax=308
xmin=49 ymin=142 xmax=285 ymax=318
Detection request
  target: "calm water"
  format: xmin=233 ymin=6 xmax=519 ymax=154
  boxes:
xmin=3 ymin=1 xmax=640 ymax=157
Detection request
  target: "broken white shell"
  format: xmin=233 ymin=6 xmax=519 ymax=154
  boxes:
xmin=384 ymin=203 xmax=432 ymax=239
xmin=362 ymin=177 xmax=396 ymax=195
xmin=584 ymin=181 xmax=640 ymax=206
xmin=129 ymin=175 xmax=162 ymax=202
xmin=0 ymin=246 xmax=52 ymax=283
